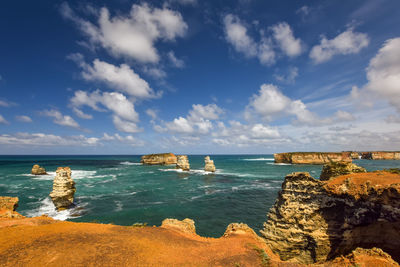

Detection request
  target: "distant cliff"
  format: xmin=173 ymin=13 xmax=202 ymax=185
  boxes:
xmin=274 ymin=152 xmax=352 ymax=164
xmin=141 ymin=153 xmax=177 ymax=165
xmin=361 ymin=151 xmax=400 ymax=160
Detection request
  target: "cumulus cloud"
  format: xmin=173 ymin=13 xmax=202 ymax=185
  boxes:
xmin=310 ymin=28 xmax=369 ymax=63
xmin=274 ymin=66 xmax=299 ymax=84
xmin=0 ymin=132 xmax=99 ymax=146
xmin=167 ymin=51 xmax=185 ymax=68
xmin=61 ymin=2 xmax=187 ymax=63
xmin=41 ymin=109 xmax=80 ymax=129
xmin=15 ymin=115 xmax=33 ymax=123
xmin=146 ymin=109 xmax=158 ymax=120
xmin=0 ymin=115 xmax=9 ymax=124
xmin=271 ymin=22 xmax=303 ymax=57
xmin=101 ymin=133 xmax=144 ymax=146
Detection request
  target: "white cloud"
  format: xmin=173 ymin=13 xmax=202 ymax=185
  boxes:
xmin=41 ymin=109 xmax=80 ymax=129
xmin=296 ymin=6 xmax=310 ymax=16
xmin=0 ymin=115 xmax=8 ymax=124
xmin=15 ymin=115 xmax=33 ymax=123
xmin=310 ymin=28 xmax=369 ymax=63
xmin=167 ymin=51 xmax=185 ymax=68
xmin=61 ymin=2 xmax=187 ymax=63
xmin=71 ymin=56 xmax=157 ymax=99
xmin=0 ymin=99 xmax=17 ymax=107
xmin=72 ymin=107 xmax=93 ymax=119
xmin=143 ymin=66 xmax=167 ymax=79
xmin=146 ymin=109 xmax=158 ymax=120
xmin=188 ymin=103 xmax=223 ymax=121
xmin=101 ymin=133 xmax=144 ymax=146
xmin=166 ymin=117 xmax=194 ymax=133
xmin=274 ymin=66 xmax=299 ymax=83
xmin=0 ymin=133 xmax=99 ymax=146
xmin=271 ymin=22 xmax=302 ymax=57
xmin=112 ymin=116 xmax=142 ymax=133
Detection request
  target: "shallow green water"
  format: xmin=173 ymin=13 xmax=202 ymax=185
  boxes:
xmin=0 ymin=155 xmax=398 ymax=237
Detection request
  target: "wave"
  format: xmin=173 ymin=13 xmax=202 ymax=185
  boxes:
xmin=242 ymin=158 xmax=274 ymax=161
xmin=159 ymin=169 xmax=214 ymax=175
xmin=267 ymin=163 xmax=291 ymax=166
xmin=120 ymin=161 xmax=141 ymax=166
xmin=28 ymin=170 xmax=102 ymax=181
xmin=25 ymin=197 xmax=82 ymax=221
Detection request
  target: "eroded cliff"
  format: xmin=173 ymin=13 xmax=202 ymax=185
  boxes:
xmin=274 ymin=152 xmax=352 ymax=164
xmin=141 ymin=153 xmax=177 ymax=165
xmin=361 ymin=151 xmax=400 ymax=160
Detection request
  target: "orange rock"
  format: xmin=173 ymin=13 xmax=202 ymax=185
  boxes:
xmin=274 ymin=152 xmax=352 ymax=164
xmin=141 ymin=153 xmax=177 ymax=165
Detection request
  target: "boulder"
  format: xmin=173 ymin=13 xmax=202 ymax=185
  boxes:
xmin=141 ymin=153 xmax=177 ymax=165
xmin=204 ymin=156 xmax=216 ymax=172
xmin=176 ymin=155 xmax=190 ymax=171
xmin=31 ymin=164 xmax=47 ymax=175
xmin=0 ymin=196 xmax=24 ymax=218
xmin=319 ymin=161 xmax=366 ymax=181
xmin=161 ymin=218 xmax=196 ymax=235
xmin=49 ymin=167 xmax=76 ymax=211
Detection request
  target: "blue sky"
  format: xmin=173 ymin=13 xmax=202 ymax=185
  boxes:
xmin=1 ymin=0 xmax=400 ymax=154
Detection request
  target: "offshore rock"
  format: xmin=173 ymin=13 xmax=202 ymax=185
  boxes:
xmin=350 ymin=152 xmax=360 ymax=159
xmin=49 ymin=167 xmax=76 ymax=211
xmin=31 ymin=164 xmax=47 ymax=175
xmin=319 ymin=161 xmax=366 ymax=181
xmin=176 ymin=155 xmax=190 ymax=171
xmin=141 ymin=153 xmax=177 ymax=165
xmin=361 ymin=151 xmax=400 ymax=160
xmin=274 ymin=152 xmax=352 ymax=164
xmin=0 ymin=196 xmax=24 ymax=218
xmin=161 ymin=218 xmax=196 ymax=235
xmin=204 ymin=156 xmax=216 ymax=172
xmin=260 ymin=171 xmax=400 ymax=264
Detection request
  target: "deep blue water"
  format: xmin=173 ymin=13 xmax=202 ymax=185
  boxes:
xmin=0 ymin=155 xmax=398 ymax=237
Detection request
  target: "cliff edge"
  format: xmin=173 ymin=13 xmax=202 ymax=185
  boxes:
xmin=141 ymin=153 xmax=177 ymax=165
xmin=274 ymin=152 xmax=352 ymax=164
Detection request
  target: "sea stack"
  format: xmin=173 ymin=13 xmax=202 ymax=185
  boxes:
xmin=31 ymin=164 xmax=47 ymax=175
xmin=204 ymin=156 xmax=216 ymax=172
xmin=141 ymin=153 xmax=177 ymax=165
xmin=49 ymin=167 xmax=76 ymax=211
xmin=176 ymin=155 xmax=190 ymax=171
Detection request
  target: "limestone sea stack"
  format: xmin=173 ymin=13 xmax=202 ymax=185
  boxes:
xmin=319 ymin=161 xmax=366 ymax=181
xmin=204 ymin=156 xmax=216 ymax=172
xmin=31 ymin=164 xmax=47 ymax=175
xmin=361 ymin=151 xmax=400 ymax=160
xmin=141 ymin=153 xmax=177 ymax=165
xmin=176 ymin=155 xmax=190 ymax=171
xmin=49 ymin=167 xmax=76 ymax=211
xmin=274 ymin=152 xmax=352 ymax=164
xmin=0 ymin=196 xmax=24 ymax=218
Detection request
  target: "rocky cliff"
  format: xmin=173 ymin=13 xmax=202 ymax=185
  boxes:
xmin=141 ymin=153 xmax=177 ymax=165
xmin=204 ymin=156 xmax=216 ymax=172
xmin=361 ymin=151 xmax=400 ymax=160
xmin=31 ymin=164 xmax=47 ymax=175
xmin=176 ymin=155 xmax=190 ymax=171
xmin=49 ymin=167 xmax=76 ymax=211
xmin=319 ymin=161 xmax=366 ymax=181
xmin=260 ymin=171 xmax=400 ymax=264
xmin=0 ymin=197 xmax=24 ymax=218
xmin=274 ymin=152 xmax=352 ymax=164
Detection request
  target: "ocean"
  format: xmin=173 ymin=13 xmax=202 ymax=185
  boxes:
xmin=0 ymin=155 xmax=398 ymax=237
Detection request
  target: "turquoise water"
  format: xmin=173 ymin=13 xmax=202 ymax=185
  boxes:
xmin=0 ymin=155 xmax=398 ymax=237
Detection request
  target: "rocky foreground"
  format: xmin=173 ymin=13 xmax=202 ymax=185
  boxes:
xmin=1 ymin=168 xmax=400 ymax=266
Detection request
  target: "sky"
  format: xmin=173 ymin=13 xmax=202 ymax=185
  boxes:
xmin=0 ymin=0 xmax=400 ymax=154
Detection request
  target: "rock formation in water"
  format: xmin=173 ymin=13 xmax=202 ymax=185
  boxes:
xmin=176 ymin=155 xmax=190 ymax=171
xmin=161 ymin=218 xmax=196 ymax=235
xmin=361 ymin=151 xmax=400 ymax=160
xmin=319 ymin=161 xmax=366 ymax=181
xmin=204 ymin=156 xmax=216 ymax=172
xmin=31 ymin=164 xmax=47 ymax=175
xmin=141 ymin=153 xmax=177 ymax=165
xmin=0 ymin=196 xmax=24 ymax=218
xmin=260 ymin=171 xmax=400 ymax=264
xmin=49 ymin=167 xmax=76 ymax=211
xmin=274 ymin=152 xmax=352 ymax=164
xmin=350 ymin=152 xmax=360 ymax=159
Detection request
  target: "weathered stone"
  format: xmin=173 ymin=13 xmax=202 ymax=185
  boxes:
xmin=361 ymin=151 xmax=400 ymax=160
xmin=141 ymin=153 xmax=177 ymax=165
xmin=49 ymin=167 xmax=76 ymax=211
xmin=260 ymin=171 xmax=400 ymax=264
xmin=274 ymin=152 xmax=352 ymax=164
xmin=176 ymin=155 xmax=190 ymax=171
xmin=161 ymin=218 xmax=196 ymax=235
xmin=320 ymin=161 xmax=366 ymax=181
xmin=204 ymin=156 xmax=216 ymax=172
xmin=350 ymin=152 xmax=360 ymax=159
xmin=224 ymin=223 xmax=258 ymax=237
xmin=0 ymin=196 xmax=24 ymax=218
xmin=31 ymin=164 xmax=47 ymax=175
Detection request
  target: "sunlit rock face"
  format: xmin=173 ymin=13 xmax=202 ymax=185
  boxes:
xmin=319 ymin=161 xmax=366 ymax=181
xmin=361 ymin=151 xmax=400 ymax=160
xmin=31 ymin=164 xmax=47 ymax=175
xmin=141 ymin=153 xmax=177 ymax=165
xmin=49 ymin=167 xmax=76 ymax=211
xmin=176 ymin=155 xmax=190 ymax=171
xmin=0 ymin=196 xmax=24 ymax=218
xmin=204 ymin=156 xmax=216 ymax=172
xmin=274 ymin=152 xmax=352 ymax=164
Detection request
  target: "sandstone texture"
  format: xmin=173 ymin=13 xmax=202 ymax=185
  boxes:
xmin=161 ymin=218 xmax=196 ymax=235
xmin=319 ymin=161 xmax=366 ymax=181
xmin=331 ymin=247 xmax=399 ymax=266
xmin=31 ymin=164 xmax=47 ymax=175
xmin=274 ymin=152 xmax=352 ymax=164
xmin=261 ymin=171 xmax=400 ymax=264
xmin=49 ymin=167 xmax=76 ymax=211
xmin=176 ymin=155 xmax=190 ymax=171
xmin=361 ymin=151 xmax=400 ymax=160
xmin=350 ymin=152 xmax=360 ymax=159
xmin=0 ymin=197 xmax=24 ymax=219
xmin=141 ymin=153 xmax=177 ymax=165
xmin=204 ymin=156 xmax=216 ymax=172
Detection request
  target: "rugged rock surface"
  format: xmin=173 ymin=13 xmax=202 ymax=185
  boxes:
xmin=141 ymin=153 xmax=177 ymax=165
xmin=274 ymin=152 xmax=352 ymax=164
xmin=161 ymin=218 xmax=196 ymax=235
xmin=0 ymin=197 xmax=24 ymax=218
xmin=49 ymin=167 xmax=76 ymax=211
xmin=331 ymin=247 xmax=399 ymax=266
xmin=350 ymin=152 xmax=360 ymax=159
xmin=176 ymin=155 xmax=190 ymax=171
xmin=204 ymin=156 xmax=216 ymax=172
xmin=31 ymin=164 xmax=47 ymax=175
xmin=319 ymin=161 xmax=366 ymax=181
xmin=261 ymin=171 xmax=400 ymax=264
xmin=361 ymin=151 xmax=400 ymax=160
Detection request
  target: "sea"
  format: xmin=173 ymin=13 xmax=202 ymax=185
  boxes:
xmin=0 ymin=155 xmax=398 ymax=237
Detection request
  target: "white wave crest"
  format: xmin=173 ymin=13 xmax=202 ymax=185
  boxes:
xmin=242 ymin=158 xmax=274 ymax=161
xmin=120 ymin=161 xmax=141 ymax=166
xmin=25 ymin=197 xmax=80 ymax=221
